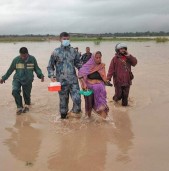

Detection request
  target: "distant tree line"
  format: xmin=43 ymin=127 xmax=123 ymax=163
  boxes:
xmin=69 ymin=31 xmax=169 ymax=37
xmin=82 ymin=31 xmax=169 ymax=37
xmin=112 ymin=31 xmax=169 ymax=37
xmin=0 ymin=34 xmax=56 ymax=37
xmin=0 ymin=31 xmax=169 ymax=37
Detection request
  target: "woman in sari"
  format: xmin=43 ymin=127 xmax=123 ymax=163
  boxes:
xmin=78 ymin=51 xmax=109 ymax=119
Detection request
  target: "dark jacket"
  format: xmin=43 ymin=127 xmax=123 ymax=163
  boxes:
xmin=107 ymin=54 xmax=137 ymax=86
xmin=81 ymin=52 xmax=92 ymax=65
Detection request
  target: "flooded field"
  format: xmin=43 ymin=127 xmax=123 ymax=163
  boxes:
xmin=0 ymin=41 xmax=169 ymax=171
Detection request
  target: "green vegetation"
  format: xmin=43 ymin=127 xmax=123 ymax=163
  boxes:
xmin=71 ymin=37 xmax=156 ymax=42
xmin=0 ymin=33 xmax=169 ymax=43
xmin=0 ymin=36 xmax=51 ymax=42
xmin=0 ymin=34 xmax=57 ymax=42
xmin=155 ymin=37 xmax=168 ymax=43
xmin=71 ymin=36 xmax=169 ymax=43
xmin=112 ymin=31 xmax=169 ymax=37
xmin=94 ymin=41 xmax=101 ymax=45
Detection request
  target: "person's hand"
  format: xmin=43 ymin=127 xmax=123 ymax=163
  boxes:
xmin=80 ymin=78 xmax=88 ymax=90
xmin=125 ymin=51 xmax=131 ymax=57
xmin=82 ymin=84 xmax=88 ymax=91
xmin=50 ymin=77 xmax=57 ymax=82
xmin=41 ymin=77 xmax=44 ymax=82
xmin=80 ymin=81 xmax=88 ymax=90
xmin=0 ymin=79 xmax=5 ymax=84
xmin=104 ymin=80 xmax=113 ymax=87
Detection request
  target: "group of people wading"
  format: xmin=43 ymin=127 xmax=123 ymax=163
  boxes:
xmin=0 ymin=32 xmax=137 ymax=120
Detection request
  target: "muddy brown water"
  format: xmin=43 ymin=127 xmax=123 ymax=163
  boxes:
xmin=0 ymin=41 xmax=169 ymax=171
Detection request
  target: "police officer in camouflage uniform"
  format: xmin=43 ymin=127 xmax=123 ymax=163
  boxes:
xmin=47 ymin=32 xmax=82 ymax=119
xmin=0 ymin=47 xmax=44 ymax=114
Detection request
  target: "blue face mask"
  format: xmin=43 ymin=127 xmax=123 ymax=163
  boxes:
xmin=62 ymin=40 xmax=70 ymax=47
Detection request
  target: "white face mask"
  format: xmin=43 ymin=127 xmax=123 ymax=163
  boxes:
xmin=62 ymin=40 xmax=70 ymax=47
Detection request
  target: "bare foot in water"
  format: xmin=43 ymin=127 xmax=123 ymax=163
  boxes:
xmin=100 ymin=111 xmax=107 ymax=119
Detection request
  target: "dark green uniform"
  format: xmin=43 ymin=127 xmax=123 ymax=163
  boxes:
xmin=2 ymin=55 xmax=44 ymax=109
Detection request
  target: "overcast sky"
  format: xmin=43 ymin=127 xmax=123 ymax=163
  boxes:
xmin=0 ymin=0 xmax=169 ymax=34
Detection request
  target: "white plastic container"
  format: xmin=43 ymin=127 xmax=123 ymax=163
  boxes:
xmin=48 ymin=82 xmax=61 ymax=92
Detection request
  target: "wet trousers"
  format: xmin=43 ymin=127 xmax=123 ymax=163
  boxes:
xmin=58 ymin=83 xmax=81 ymax=117
xmin=113 ymin=85 xmax=130 ymax=106
xmin=12 ymin=79 xmax=32 ymax=108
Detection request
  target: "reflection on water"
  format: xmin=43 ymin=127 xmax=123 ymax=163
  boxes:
xmin=1 ymin=93 xmax=134 ymax=170
xmin=47 ymin=125 xmax=108 ymax=171
xmin=43 ymin=113 xmax=115 ymax=134
xmin=1 ymin=41 xmax=169 ymax=170
xmin=3 ymin=115 xmax=42 ymax=166
xmin=113 ymin=107 xmax=134 ymax=163
xmin=46 ymin=106 xmax=134 ymax=171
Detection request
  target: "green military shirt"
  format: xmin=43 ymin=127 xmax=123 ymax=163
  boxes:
xmin=2 ymin=55 xmax=44 ymax=84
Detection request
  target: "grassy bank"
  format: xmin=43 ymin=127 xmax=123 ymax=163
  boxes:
xmin=0 ymin=36 xmax=59 ymax=42
xmin=155 ymin=37 xmax=168 ymax=42
xmin=0 ymin=36 xmax=168 ymax=43
xmin=71 ymin=37 xmax=153 ymax=42
xmin=71 ymin=36 xmax=169 ymax=42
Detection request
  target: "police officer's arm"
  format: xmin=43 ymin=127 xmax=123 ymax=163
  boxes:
xmin=74 ymin=51 xmax=82 ymax=69
xmin=33 ymin=58 xmax=44 ymax=79
xmin=1 ymin=59 xmax=16 ymax=82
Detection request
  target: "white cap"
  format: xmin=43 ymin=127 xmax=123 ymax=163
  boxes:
xmin=116 ymin=43 xmax=127 ymax=50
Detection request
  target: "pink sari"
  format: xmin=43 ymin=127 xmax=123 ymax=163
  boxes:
xmin=78 ymin=55 xmax=109 ymax=115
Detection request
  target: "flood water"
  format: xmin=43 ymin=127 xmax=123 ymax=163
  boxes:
xmin=0 ymin=41 xmax=169 ymax=171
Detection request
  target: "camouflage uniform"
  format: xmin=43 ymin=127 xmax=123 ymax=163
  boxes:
xmin=47 ymin=45 xmax=82 ymax=117
xmin=2 ymin=55 xmax=44 ymax=109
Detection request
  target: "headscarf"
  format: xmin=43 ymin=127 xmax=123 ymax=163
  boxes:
xmin=78 ymin=53 xmax=107 ymax=82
